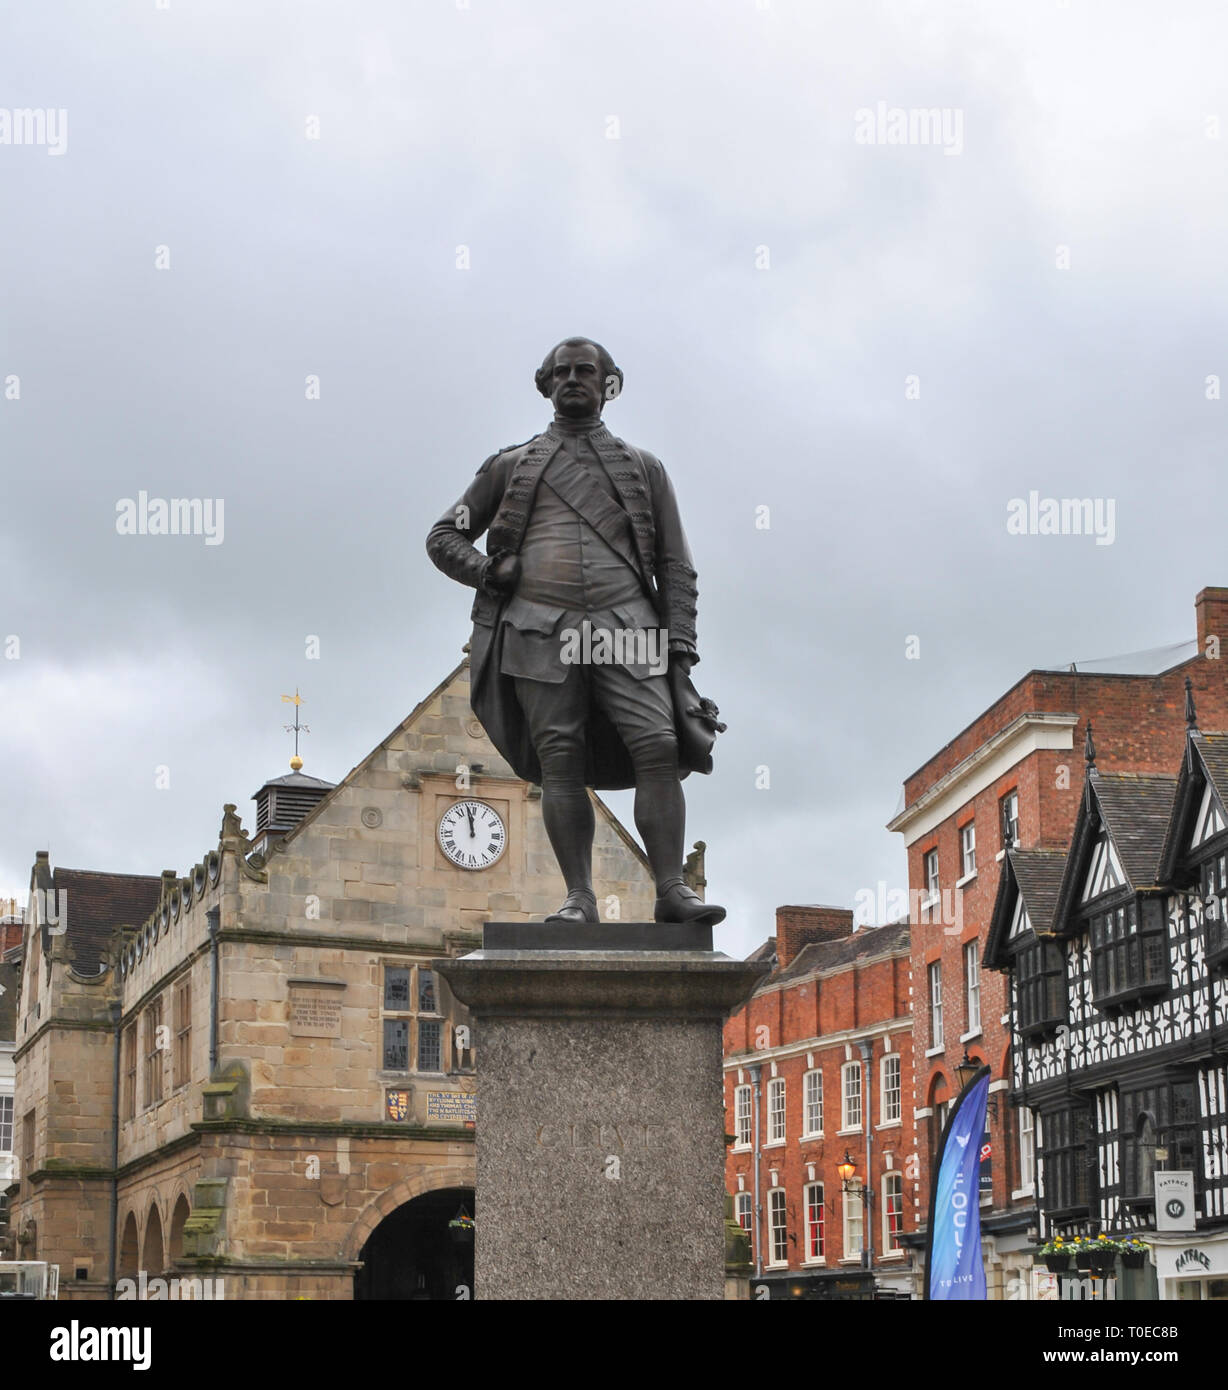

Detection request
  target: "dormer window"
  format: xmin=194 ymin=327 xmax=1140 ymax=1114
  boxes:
xmin=1088 ymin=896 xmax=1168 ymax=1007
xmin=1015 ymin=938 xmax=1065 ymax=1036
xmin=1200 ymin=850 xmax=1228 ymax=970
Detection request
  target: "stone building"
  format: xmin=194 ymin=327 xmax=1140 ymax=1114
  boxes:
xmin=6 ymin=659 xmax=658 ymax=1300
xmin=888 ymin=585 xmax=1228 ymax=1298
xmin=1 ymin=904 xmax=22 ymax=1255
xmin=723 ymin=905 xmax=914 ymax=1299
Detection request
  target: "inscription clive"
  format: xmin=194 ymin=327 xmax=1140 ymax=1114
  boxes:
xmin=534 ymin=1122 xmax=667 ymax=1151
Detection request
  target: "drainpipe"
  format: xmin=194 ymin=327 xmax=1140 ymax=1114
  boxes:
xmin=748 ymin=1063 xmax=763 ymax=1277
xmin=860 ymin=1039 xmax=874 ymax=1272
xmin=108 ymin=998 xmax=122 ymax=1295
xmin=207 ymin=907 xmax=220 ymax=1075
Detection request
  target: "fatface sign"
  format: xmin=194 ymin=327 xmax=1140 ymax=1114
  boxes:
xmin=1154 ymin=1171 xmax=1196 ymax=1232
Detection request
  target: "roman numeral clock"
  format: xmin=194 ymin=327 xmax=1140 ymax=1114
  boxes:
xmin=437 ymin=799 xmax=507 ymax=870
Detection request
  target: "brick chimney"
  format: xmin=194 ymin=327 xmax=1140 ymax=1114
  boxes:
xmin=775 ymin=905 xmax=854 ymax=969
xmin=1195 ymin=587 xmax=1228 ymax=659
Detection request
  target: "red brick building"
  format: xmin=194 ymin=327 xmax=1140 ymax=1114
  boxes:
xmin=723 ymin=906 xmax=913 ymax=1299
xmin=888 ymin=586 xmax=1228 ymax=1298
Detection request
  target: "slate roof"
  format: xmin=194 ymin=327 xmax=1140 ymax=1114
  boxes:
xmin=1195 ymin=732 xmax=1228 ymax=809
xmin=761 ymin=921 xmax=909 ymax=989
xmin=1158 ymin=731 xmax=1228 ymax=879
xmin=1007 ymin=848 xmax=1068 ymax=936
xmin=249 ymin=771 xmax=335 ymax=797
xmin=745 ymin=937 xmax=778 ymax=966
xmin=1090 ymin=772 xmax=1178 ymax=889
xmin=984 ymin=848 xmax=1067 ymax=967
xmin=51 ymin=867 xmax=162 ymax=975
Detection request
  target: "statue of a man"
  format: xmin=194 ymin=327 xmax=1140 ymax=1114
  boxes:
xmin=426 ymin=337 xmax=725 ymax=927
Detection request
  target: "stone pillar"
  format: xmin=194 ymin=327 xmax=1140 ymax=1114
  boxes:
xmin=435 ymin=923 xmax=768 ymax=1301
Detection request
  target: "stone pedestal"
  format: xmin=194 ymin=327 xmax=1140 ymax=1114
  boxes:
xmin=435 ymin=922 xmax=768 ymax=1301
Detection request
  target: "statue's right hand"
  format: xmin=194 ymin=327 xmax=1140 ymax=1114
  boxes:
xmin=486 ymin=555 xmax=520 ymax=593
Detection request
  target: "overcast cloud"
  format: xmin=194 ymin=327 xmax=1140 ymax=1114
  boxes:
xmin=2 ymin=1 xmax=1225 ymax=958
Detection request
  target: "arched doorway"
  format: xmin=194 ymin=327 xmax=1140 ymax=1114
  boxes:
xmin=142 ymin=1202 xmax=164 ymax=1275
xmin=168 ymin=1195 xmax=191 ymax=1263
xmin=118 ymin=1213 xmax=139 ymax=1278
xmin=354 ymin=1187 xmax=474 ymax=1301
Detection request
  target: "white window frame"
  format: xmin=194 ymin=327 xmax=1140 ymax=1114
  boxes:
xmin=733 ymin=1083 xmax=752 ymax=1149
xmin=880 ymin=1053 xmax=901 ymax=1125
xmin=929 ymin=961 xmax=944 ymax=1050
xmin=842 ymin=1189 xmax=864 ymax=1261
xmin=803 ymin=1069 xmax=823 ymax=1137
xmin=768 ymin=1188 xmax=788 ymax=1267
xmin=882 ymin=1171 xmax=904 ymax=1253
xmin=0 ymin=1094 xmax=13 ymax=1153
xmin=803 ymin=1181 xmax=825 ymax=1262
xmin=959 ymin=821 xmax=976 ymax=881
xmin=1017 ymin=1104 xmax=1036 ymax=1196
xmin=841 ymin=1061 xmax=862 ymax=1132
xmin=1001 ymin=789 xmax=1019 ymax=849
xmin=766 ymin=1077 xmax=786 ymax=1145
xmin=923 ymin=848 xmax=939 ymax=906
xmin=964 ymin=941 xmax=981 ymax=1035
xmin=735 ymin=1191 xmax=752 ymax=1233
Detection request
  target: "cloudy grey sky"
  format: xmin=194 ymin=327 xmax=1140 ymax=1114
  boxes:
xmin=2 ymin=1 xmax=1225 ymax=958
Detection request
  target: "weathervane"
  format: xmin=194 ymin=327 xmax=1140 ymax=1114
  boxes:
xmin=281 ymin=689 xmax=310 ymax=771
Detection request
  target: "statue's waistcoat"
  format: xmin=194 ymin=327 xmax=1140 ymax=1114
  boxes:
xmin=480 ymin=427 xmax=658 ymax=621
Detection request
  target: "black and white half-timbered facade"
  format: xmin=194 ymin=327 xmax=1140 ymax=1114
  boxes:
xmin=986 ymin=688 xmax=1228 ymax=1300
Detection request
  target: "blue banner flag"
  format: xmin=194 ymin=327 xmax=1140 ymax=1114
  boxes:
xmin=925 ymin=1065 xmax=990 ymax=1300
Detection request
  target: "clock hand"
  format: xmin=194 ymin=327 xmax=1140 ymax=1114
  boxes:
xmin=465 ymin=806 xmax=475 ymax=838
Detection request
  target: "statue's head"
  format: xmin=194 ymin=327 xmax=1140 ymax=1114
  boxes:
xmin=535 ymin=337 xmax=623 ymax=418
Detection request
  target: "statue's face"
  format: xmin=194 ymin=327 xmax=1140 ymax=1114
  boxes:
xmin=548 ymin=342 xmax=605 ymax=418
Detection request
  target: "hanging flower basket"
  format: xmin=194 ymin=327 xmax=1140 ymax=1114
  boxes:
xmin=1121 ymin=1249 xmax=1146 ymax=1269
xmin=1042 ymin=1253 xmax=1072 ymax=1274
xmin=448 ymin=1213 xmax=475 ymax=1247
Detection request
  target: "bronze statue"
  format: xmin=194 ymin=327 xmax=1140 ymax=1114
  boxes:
xmin=427 ymin=338 xmax=725 ymax=926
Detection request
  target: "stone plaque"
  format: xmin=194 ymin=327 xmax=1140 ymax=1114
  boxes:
xmin=288 ymin=985 xmax=343 ymax=1037
xmin=427 ymin=1091 xmax=477 ymax=1125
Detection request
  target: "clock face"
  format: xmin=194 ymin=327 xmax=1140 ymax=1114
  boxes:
xmin=438 ymin=800 xmax=507 ymax=870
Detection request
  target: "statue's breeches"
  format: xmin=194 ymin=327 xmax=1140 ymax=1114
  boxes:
xmin=513 ymin=663 xmax=677 ymax=782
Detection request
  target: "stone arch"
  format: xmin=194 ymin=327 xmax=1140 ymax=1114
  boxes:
xmin=141 ymin=1199 xmax=165 ymax=1274
xmin=343 ymin=1165 xmax=474 ymax=1263
xmin=926 ymin=1069 xmax=949 ymax=1109
xmin=168 ymin=1192 xmax=192 ymax=1263
xmin=118 ymin=1211 xmax=140 ymax=1278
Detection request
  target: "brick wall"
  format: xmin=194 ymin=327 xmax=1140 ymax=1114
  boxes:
xmin=776 ymin=906 xmax=854 ymax=970
xmin=724 ymin=923 xmax=914 ymax=1284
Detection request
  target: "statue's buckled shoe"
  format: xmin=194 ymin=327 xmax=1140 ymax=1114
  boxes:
xmin=546 ymin=890 xmax=599 ymax=924
xmin=654 ymin=883 xmax=726 ymax=927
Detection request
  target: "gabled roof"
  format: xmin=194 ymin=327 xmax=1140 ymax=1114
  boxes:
xmin=1092 ymin=773 xmax=1178 ymax=888
xmin=50 ymin=867 xmax=163 ymax=975
xmin=1159 ymin=730 xmax=1228 ymax=880
xmin=758 ymin=921 xmax=909 ymax=990
xmin=1051 ymin=771 xmax=1177 ymax=934
xmin=984 ymin=848 xmax=1067 ymax=968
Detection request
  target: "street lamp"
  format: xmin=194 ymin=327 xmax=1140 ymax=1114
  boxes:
xmin=955 ymin=1050 xmax=998 ymax=1119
